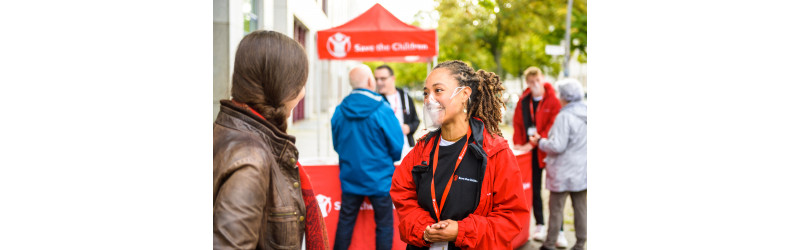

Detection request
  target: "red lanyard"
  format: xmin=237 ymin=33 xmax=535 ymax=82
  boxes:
xmin=430 ymin=127 xmax=472 ymax=222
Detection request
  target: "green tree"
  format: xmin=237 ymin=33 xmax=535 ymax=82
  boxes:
xmin=363 ymin=61 xmax=429 ymax=90
xmin=434 ymin=0 xmax=587 ymax=79
xmin=540 ymin=0 xmax=587 ymax=63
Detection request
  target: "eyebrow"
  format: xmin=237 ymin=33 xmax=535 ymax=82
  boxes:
xmin=426 ymin=83 xmax=444 ymax=88
xmin=423 ymin=83 xmax=445 ymax=91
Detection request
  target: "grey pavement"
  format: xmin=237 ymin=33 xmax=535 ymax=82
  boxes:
xmin=516 ymin=187 xmax=585 ymax=250
xmin=286 ymin=112 xmax=339 ymax=166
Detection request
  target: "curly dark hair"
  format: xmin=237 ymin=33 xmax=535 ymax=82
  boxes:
xmin=433 ymin=60 xmax=506 ymax=136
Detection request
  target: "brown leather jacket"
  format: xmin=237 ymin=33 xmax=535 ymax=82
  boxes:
xmin=213 ymin=100 xmax=305 ymax=249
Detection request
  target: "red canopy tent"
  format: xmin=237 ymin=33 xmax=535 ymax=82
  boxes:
xmin=316 ymin=3 xmax=437 ymax=62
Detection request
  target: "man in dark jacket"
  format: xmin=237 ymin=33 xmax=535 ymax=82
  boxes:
xmin=375 ymin=65 xmax=420 ymax=158
xmin=331 ymin=64 xmax=404 ymax=250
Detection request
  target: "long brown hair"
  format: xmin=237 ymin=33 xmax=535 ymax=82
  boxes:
xmin=231 ymin=30 xmax=309 ymax=131
xmin=433 ymin=60 xmax=506 ymax=136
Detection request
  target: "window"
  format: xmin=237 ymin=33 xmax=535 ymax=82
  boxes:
xmin=292 ymin=18 xmax=308 ymax=122
xmin=293 ymin=18 xmax=307 ymax=48
xmin=243 ymin=0 xmax=258 ymax=35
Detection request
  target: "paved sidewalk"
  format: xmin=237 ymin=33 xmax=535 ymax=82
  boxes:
xmin=286 ymin=113 xmax=339 ymax=166
xmin=516 ymin=188 xmax=585 ymax=250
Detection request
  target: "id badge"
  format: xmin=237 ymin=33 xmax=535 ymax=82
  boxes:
xmin=431 ymin=242 xmax=448 ymax=250
xmin=527 ymin=126 xmax=538 ymax=136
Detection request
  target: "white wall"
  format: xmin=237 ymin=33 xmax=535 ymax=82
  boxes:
xmin=215 ymin=0 xmax=382 ymax=123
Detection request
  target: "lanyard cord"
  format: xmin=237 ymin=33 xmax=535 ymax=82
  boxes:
xmin=430 ymin=126 xmax=472 ymax=221
xmin=529 ymin=97 xmax=536 ymax=124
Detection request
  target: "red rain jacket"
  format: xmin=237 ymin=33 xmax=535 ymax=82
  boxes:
xmin=512 ymin=83 xmax=562 ymax=168
xmin=390 ymin=118 xmax=529 ymax=249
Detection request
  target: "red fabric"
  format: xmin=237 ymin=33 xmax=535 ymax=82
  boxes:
xmin=303 ymin=165 xmax=407 ymax=250
xmin=301 ymin=152 xmax=535 ymax=249
xmin=390 ymin=121 xmax=530 ymax=249
xmin=316 ymin=3 xmax=437 ymax=61
xmin=512 ymin=83 xmax=562 ymax=169
xmin=298 ymin=164 xmax=330 ymax=250
xmin=510 ymin=152 xmax=534 ymax=247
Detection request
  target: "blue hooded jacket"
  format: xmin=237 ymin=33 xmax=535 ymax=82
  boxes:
xmin=331 ymin=88 xmax=404 ymax=196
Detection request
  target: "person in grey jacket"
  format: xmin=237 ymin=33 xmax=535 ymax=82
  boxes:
xmin=531 ymin=78 xmax=587 ymax=250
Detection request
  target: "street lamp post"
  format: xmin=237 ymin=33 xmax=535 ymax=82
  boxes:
xmin=564 ymin=0 xmax=573 ymax=78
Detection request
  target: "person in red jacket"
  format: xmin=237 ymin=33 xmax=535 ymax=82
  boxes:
xmin=511 ymin=67 xmax=565 ymax=245
xmin=391 ymin=60 xmax=529 ymax=250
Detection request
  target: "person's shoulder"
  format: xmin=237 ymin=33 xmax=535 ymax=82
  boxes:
xmin=370 ymin=101 xmax=395 ymax=120
xmin=416 ymin=131 xmax=436 ymax=144
xmin=482 ymin=132 xmax=512 ymax=157
xmin=215 ymin=134 xmax=270 ymax=171
xmin=330 ymin=105 xmax=343 ymax=118
xmin=515 ymin=90 xmax=530 ymax=105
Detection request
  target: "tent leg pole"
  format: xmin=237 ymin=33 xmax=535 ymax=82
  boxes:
xmin=427 ymin=60 xmax=431 ymax=76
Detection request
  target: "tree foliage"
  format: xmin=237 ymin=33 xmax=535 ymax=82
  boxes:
xmin=434 ymin=0 xmax=587 ymax=79
xmin=363 ymin=61 xmax=429 ymax=90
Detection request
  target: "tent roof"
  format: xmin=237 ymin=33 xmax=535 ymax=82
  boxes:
xmin=316 ymin=3 xmax=437 ymax=61
xmin=324 ymin=4 xmax=425 ymax=32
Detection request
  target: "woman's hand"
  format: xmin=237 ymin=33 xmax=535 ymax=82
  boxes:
xmin=529 ymin=133 xmax=542 ymax=146
xmin=513 ymin=144 xmax=532 ymax=152
xmin=424 ymin=219 xmax=459 ymax=242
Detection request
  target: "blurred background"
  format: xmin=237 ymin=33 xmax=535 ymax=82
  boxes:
xmin=213 ymin=1 xmax=586 ymax=248
xmin=213 ymin=0 xmax=587 ymax=164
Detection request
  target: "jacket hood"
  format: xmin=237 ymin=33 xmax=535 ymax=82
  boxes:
xmin=561 ymin=101 xmax=587 ymax=123
xmin=471 ymin=117 xmax=511 ymax=157
xmin=341 ymin=88 xmax=385 ymax=119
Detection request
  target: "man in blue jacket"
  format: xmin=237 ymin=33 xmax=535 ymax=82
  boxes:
xmin=331 ymin=64 xmax=404 ymax=250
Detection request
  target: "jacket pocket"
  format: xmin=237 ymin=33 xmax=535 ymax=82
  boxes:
xmin=411 ymin=163 xmax=429 ymax=188
xmin=265 ymin=206 xmax=301 ymax=249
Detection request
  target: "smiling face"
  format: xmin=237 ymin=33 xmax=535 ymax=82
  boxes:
xmin=423 ymin=68 xmax=472 ymax=126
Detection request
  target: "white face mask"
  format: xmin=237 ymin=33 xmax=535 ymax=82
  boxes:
xmin=423 ymin=86 xmax=465 ymax=131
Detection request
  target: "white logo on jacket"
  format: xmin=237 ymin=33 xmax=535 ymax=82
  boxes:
xmin=458 ymin=176 xmax=478 ymax=183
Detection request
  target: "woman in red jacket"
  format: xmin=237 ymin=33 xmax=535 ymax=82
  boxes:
xmin=390 ymin=60 xmax=529 ymax=249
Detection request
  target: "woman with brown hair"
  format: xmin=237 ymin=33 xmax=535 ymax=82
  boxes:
xmin=213 ymin=30 xmax=328 ymax=250
xmin=390 ymin=60 xmax=529 ymax=249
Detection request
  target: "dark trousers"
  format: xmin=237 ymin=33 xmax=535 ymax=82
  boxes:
xmin=333 ymin=193 xmax=394 ymax=250
xmin=532 ymin=163 xmax=545 ymax=225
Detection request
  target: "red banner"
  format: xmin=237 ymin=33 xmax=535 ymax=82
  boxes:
xmin=317 ymin=30 xmax=437 ymax=60
xmin=303 ymin=151 xmax=534 ymax=249
xmin=304 ymin=164 xmax=406 ymax=250
xmin=316 ymin=4 xmax=437 ymax=61
xmin=513 ymin=152 xmax=534 ymax=247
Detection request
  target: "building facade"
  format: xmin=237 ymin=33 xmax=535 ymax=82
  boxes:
xmin=213 ymin=0 xmax=364 ymax=126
